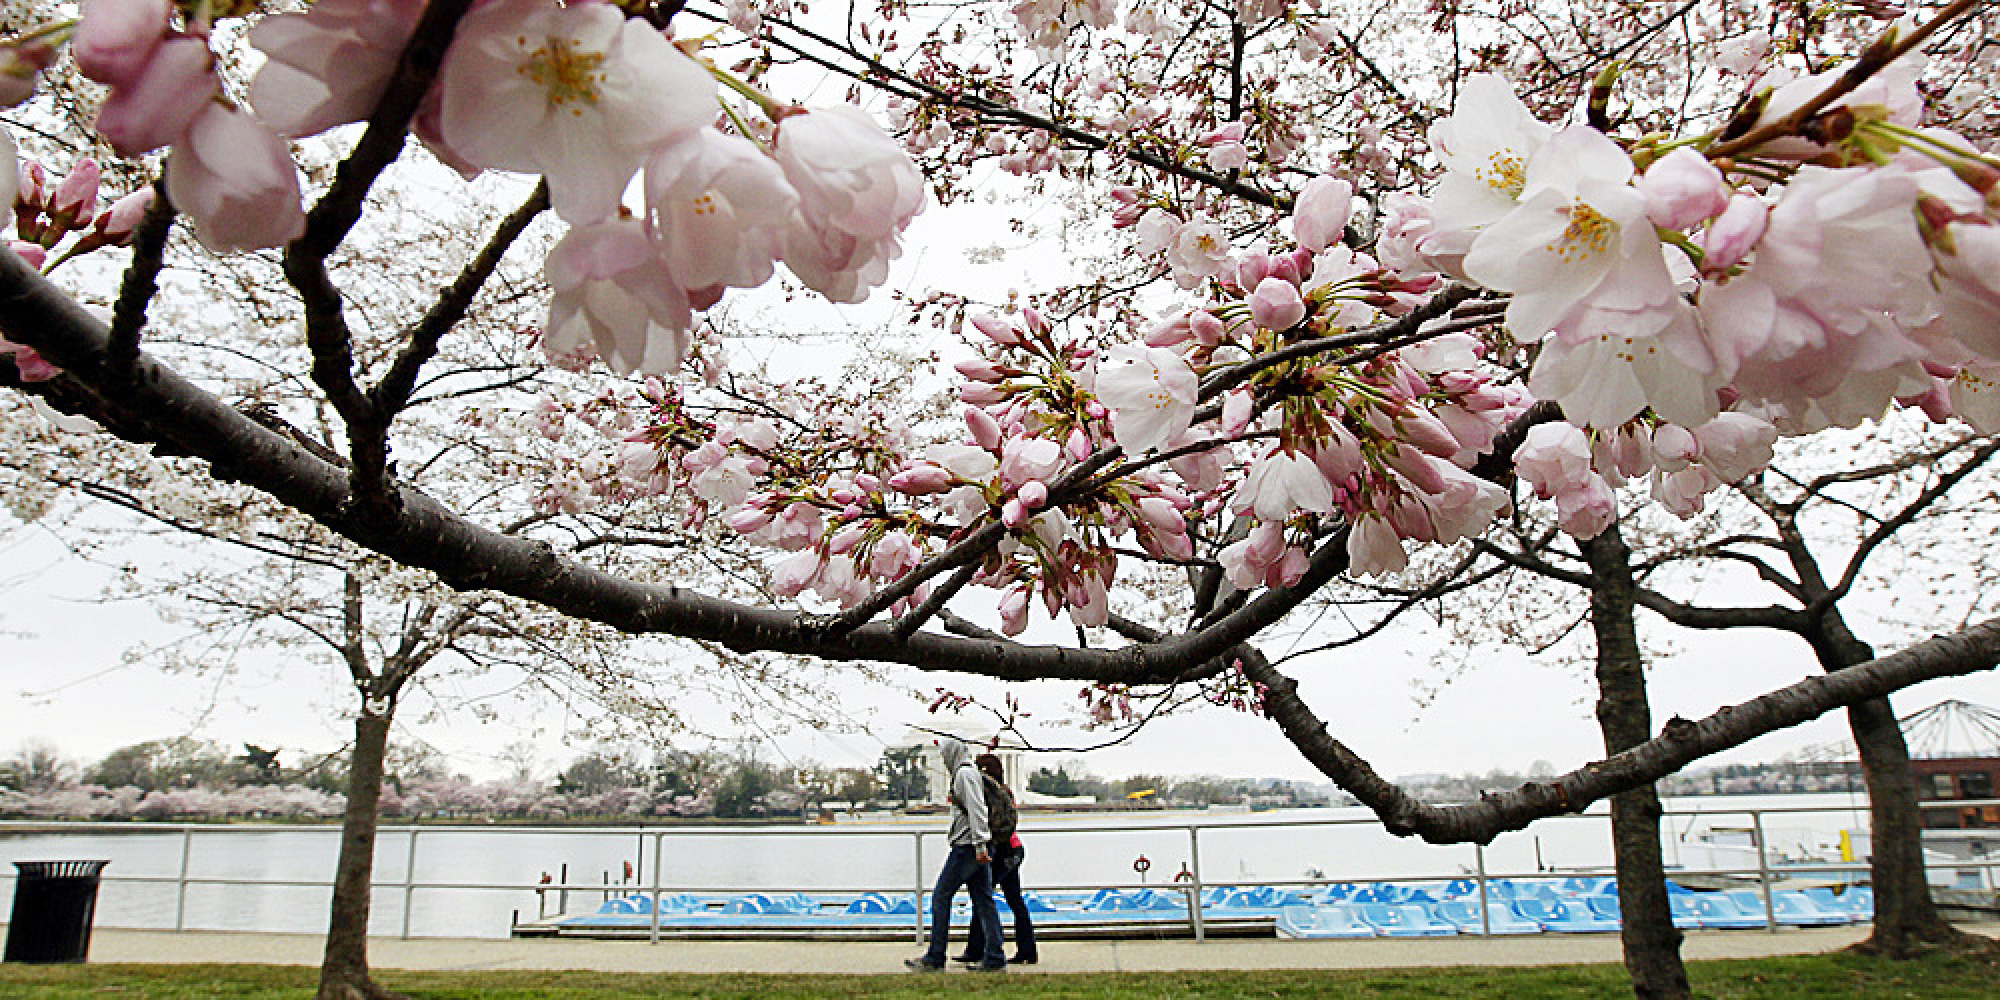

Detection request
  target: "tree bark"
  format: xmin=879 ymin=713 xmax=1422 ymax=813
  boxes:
xmin=1803 ymin=611 xmax=1981 ymax=957
xmin=317 ymin=707 xmax=406 ymax=1000
xmin=1585 ymin=525 xmax=1690 ymax=1000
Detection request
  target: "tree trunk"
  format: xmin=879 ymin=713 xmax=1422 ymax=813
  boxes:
xmin=1803 ymin=612 xmax=1980 ymax=957
xmin=1585 ymin=526 xmax=1690 ymax=1000
xmin=317 ymin=707 xmax=407 ymax=1000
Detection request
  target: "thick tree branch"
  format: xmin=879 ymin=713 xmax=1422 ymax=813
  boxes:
xmin=1243 ymin=616 xmax=2000 ymax=844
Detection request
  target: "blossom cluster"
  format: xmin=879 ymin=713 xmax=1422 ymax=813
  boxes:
xmin=16 ymin=0 xmax=925 ymax=377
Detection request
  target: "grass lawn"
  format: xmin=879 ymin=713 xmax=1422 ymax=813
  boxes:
xmin=2 ymin=952 xmax=1998 ymax=998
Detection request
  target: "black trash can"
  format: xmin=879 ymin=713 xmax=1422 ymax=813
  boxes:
xmin=4 ymin=860 xmax=110 ymax=963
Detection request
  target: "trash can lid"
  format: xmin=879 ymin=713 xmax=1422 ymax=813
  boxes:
xmin=13 ymin=860 xmax=110 ymax=877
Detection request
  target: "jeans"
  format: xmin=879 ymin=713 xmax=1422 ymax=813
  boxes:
xmin=923 ymin=843 xmax=1003 ymax=967
xmin=965 ymin=842 xmax=1037 ymax=961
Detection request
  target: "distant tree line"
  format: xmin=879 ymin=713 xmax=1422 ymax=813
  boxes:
xmin=0 ymin=738 xmax=1340 ymax=820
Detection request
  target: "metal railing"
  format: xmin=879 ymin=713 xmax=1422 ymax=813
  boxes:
xmin=2 ymin=797 xmax=1995 ymax=942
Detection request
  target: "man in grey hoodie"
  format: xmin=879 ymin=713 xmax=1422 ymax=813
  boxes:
xmin=905 ymin=738 xmax=1005 ymax=971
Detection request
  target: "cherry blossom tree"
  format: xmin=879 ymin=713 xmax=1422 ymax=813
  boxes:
xmin=6 ymin=2 xmax=2000 ymax=996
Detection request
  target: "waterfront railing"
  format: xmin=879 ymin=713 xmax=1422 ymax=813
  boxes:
xmin=2 ymin=798 xmax=1995 ymax=942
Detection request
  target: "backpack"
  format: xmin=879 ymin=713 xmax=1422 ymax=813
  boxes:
xmin=980 ymin=772 xmax=1018 ymax=846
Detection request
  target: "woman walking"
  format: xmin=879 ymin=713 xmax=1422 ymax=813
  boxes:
xmin=957 ymin=753 xmax=1037 ymax=965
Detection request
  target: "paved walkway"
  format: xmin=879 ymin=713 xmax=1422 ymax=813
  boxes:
xmin=60 ymin=924 xmax=1995 ymax=974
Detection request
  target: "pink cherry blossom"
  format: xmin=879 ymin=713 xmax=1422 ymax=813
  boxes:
xmin=249 ymin=0 xmax=427 ymax=138
xmin=776 ymin=105 xmax=925 ymax=303
xmin=645 ymin=129 xmax=798 ymax=297
xmin=1235 ymin=450 xmax=1334 ymax=521
xmin=1345 ymin=514 xmax=1407 ymax=577
xmin=439 ymin=0 xmax=718 ymax=223
xmin=1699 ymin=195 xmax=1768 ymax=272
xmin=1095 ymin=342 xmax=1198 ymax=454
xmin=1513 ymin=422 xmax=1595 ymax=499
xmin=72 ymin=0 xmax=168 ymax=89
xmin=542 ymin=216 xmax=693 ymax=374
xmin=94 ymin=36 xmax=217 ymax=158
xmin=164 ymin=104 xmax=306 ymax=253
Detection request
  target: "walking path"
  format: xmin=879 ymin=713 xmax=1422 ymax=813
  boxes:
xmin=62 ymin=924 xmax=1997 ymax=975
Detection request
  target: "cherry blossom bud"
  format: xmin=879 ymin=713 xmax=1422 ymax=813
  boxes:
xmin=1135 ymin=496 xmax=1185 ymax=534
xmin=1237 ymin=253 xmax=1275 ymax=289
xmin=1246 ymin=521 xmax=1285 ymax=564
xmin=1248 ymin=276 xmax=1306 ymax=331
xmin=971 ymin=313 xmax=1024 ymax=346
xmin=827 ymin=523 xmax=868 ymax=555
xmin=960 ymin=382 xmax=1006 ymax=404
xmin=771 ymin=551 xmax=820 ymax=598
xmin=1700 ymin=194 xmax=1768 ymax=271
xmin=1065 ymin=427 xmax=1092 ymax=461
xmin=1291 ymin=174 xmax=1353 ymax=253
xmin=10 ymin=239 xmax=45 ymax=269
xmin=1270 ymin=546 xmax=1310 ymax=587
xmin=72 ymin=0 xmax=169 ymax=88
xmin=955 ymin=357 xmax=1009 ymax=382
xmin=1650 ymin=423 xmax=1700 ymax=471
xmin=997 ymin=587 xmax=1030 ymax=636
xmin=1221 ymin=388 xmax=1254 ymax=435
xmin=854 ymin=472 xmax=882 ymax=492
xmin=1001 ymin=497 xmax=1029 ymax=528
xmin=965 ymin=406 xmax=1002 ymax=449
xmin=1022 ymin=307 xmax=1051 ymax=337
xmin=91 ymin=185 xmax=154 ymax=245
xmin=49 ymin=159 xmax=101 ymax=228
xmin=1190 ymin=309 xmax=1226 ymax=346
xmin=1017 ymin=480 xmax=1049 ymax=510
xmin=1638 ymin=147 xmax=1728 ymax=230
xmin=726 ymin=505 xmax=775 ymax=534
xmin=1150 ymin=529 xmax=1195 ymax=561
xmin=889 ymin=463 xmax=953 ymax=494
xmin=1144 ymin=312 xmax=1194 ymax=347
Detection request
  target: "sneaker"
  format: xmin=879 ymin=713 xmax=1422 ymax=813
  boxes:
xmin=903 ymin=958 xmax=944 ymax=972
xmin=973 ymin=962 xmax=1007 ymax=973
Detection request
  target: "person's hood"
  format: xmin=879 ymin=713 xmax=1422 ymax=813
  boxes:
xmin=938 ymin=738 xmax=971 ymax=773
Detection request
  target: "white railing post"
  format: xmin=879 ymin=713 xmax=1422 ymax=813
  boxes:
xmin=649 ymin=831 xmax=664 ymax=944
xmin=1476 ymin=843 xmax=1491 ymax=936
xmin=400 ymin=828 xmax=419 ymax=939
xmin=913 ymin=831 xmax=927 ymax=944
xmin=1752 ymin=810 xmax=1777 ymax=933
xmin=1187 ymin=825 xmax=1205 ymax=942
xmin=174 ymin=827 xmax=193 ymax=932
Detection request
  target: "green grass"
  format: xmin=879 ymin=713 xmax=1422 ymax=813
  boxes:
xmin=1 ymin=953 xmax=1997 ymax=999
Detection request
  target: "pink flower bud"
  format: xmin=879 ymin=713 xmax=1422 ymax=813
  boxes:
xmin=955 ymin=357 xmax=1009 ymax=382
xmin=1136 ymin=496 xmax=1185 ymax=534
xmin=1221 ymin=388 xmax=1254 ymax=435
xmin=51 ymin=159 xmax=101 ymax=223
xmin=9 ymin=239 xmax=45 ymax=269
xmin=960 ymin=382 xmax=1006 ymax=404
xmin=889 ymin=463 xmax=953 ymax=494
xmin=1066 ymin=427 xmax=1092 ymax=461
xmin=827 ymin=523 xmax=868 ymax=554
xmin=92 ymin=186 xmax=155 ymax=244
xmin=1018 ymin=480 xmax=1049 ymax=510
xmin=1638 ymin=147 xmax=1729 ymax=231
xmin=1248 ymin=276 xmax=1306 ymax=331
xmin=1190 ymin=310 xmax=1226 ymax=346
xmin=997 ymin=587 xmax=1030 ymax=636
xmin=1144 ymin=312 xmax=1194 ymax=347
xmin=965 ymin=406 xmax=1002 ymax=449
xmin=1700 ymin=194 xmax=1767 ymax=272
xmin=72 ymin=0 xmax=169 ymax=88
xmin=971 ymin=313 xmax=1023 ymax=346
xmin=1001 ymin=497 xmax=1029 ymax=528
xmin=726 ymin=505 xmax=775 ymax=534
xmin=853 ymin=472 xmax=882 ymax=492
xmin=1291 ymin=174 xmax=1353 ymax=253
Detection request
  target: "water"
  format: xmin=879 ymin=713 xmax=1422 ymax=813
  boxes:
xmin=0 ymin=792 xmax=1873 ymax=939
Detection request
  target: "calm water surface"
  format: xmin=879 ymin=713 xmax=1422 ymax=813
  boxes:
xmin=0 ymin=792 xmax=1872 ymax=939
